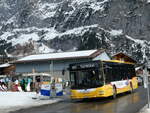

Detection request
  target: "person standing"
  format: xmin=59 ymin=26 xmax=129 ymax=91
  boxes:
xmin=8 ymin=79 xmax=12 ymax=91
xmin=51 ymin=79 xmax=56 ymax=98
xmin=15 ymin=79 xmax=19 ymax=91
xmin=20 ymin=79 xmax=25 ymax=91
xmin=35 ymin=76 xmax=41 ymax=95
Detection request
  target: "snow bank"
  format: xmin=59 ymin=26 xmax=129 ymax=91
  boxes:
xmin=126 ymin=35 xmax=146 ymax=44
xmin=36 ymin=2 xmax=58 ymax=19
xmin=38 ymin=43 xmax=55 ymax=53
xmin=12 ymin=33 xmax=40 ymax=46
xmin=44 ymin=24 xmax=98 ymax=40
xmin=147 ymin=0 xmax=150 ymax=3
xmin=0 ymin=92 xmax=61 ymax=113
xmin=110 ymin=29 xmax=123 ymax=36
xmin=71 ymin=0 xmax=109 ymax=12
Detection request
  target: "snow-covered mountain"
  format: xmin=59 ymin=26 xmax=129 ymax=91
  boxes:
xmin=0 ymin=0 xmax=150 ymax=63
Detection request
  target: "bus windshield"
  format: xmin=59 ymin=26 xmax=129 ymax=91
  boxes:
xmin=70 ymin=62 xmax=104 ymax=89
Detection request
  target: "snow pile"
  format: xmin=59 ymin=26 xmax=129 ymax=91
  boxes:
xmin=1 ymin=24 xmax=98 ymax=47
xmin=110 ymin=29 xmax=123 ymax=36
xmin=44 ymin=27 xmax=60 ymax=40
xmin=126 ymin=35 xmax=147 ymax=45
xmin=36 ymin=2 xmax=58 ymax=19
xmin=1 ymin=32 xmax=40 ymax=46
xmin=6 ymin=15 xmax=17 ymax=24
xmin=0 ymin=92 xmax=61 ymax=113
xmin=71 ymin=0 xmax=109 ymax=12
xmin=71 ymin=0 xmax=92 ymax=5
xmin=126 ymin=35 xmax=150 ymax=60
xmin=89 ymin=0 xmax=109 ymax=12
xmin=13 ymin=33 xmax=40 ymax=46
xmin=1 ymin=32 xmax=14 ymax=41
xmin=59 ymin=24 xmax=98 ymax=37
xmin=147 ymin=0 xmax=150 ymax=3
xmin=0 ymin=0 xmax=10 ymax=9
xmin=38 ymin=43 xmax=55 ymax=53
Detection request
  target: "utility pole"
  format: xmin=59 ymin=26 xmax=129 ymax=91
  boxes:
xmin=144 ymin=61 xmax=150 ymax=108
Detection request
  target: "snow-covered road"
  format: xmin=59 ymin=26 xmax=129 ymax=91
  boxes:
xmin=0 ymin=92 xmax=62 ymax=113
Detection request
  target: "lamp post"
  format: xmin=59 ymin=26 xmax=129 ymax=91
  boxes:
xmin=143 ymin=60 xmax=150 ymax=108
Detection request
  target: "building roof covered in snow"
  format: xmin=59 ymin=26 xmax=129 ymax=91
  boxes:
xmin=15 ymin=49 xmax=108 ymax=63
xmin=0 ymin=63 xmax=11 ymax=68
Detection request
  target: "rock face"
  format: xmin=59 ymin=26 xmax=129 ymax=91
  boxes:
xmin=0 ymin=0 xmax=150 ymax=63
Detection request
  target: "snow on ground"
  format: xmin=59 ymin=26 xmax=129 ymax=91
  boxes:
xmin=138 ymin=104 xmax=150 ymax=113
xmin=1 ymin=32 xmax=14 ymax=40
xmin=71 ymin=0 xmax=92 ymax=5
xmin=126 ymin=35 xmax=150 ymax=60
xmin=147 ymin=0 xmax=150 ymax=3
xmin=89 ymin=0 xmax=109 ymax=12
xmin=12 ymin=33 xmax=40 ymax=46
xmin=0 ymin=0 xmax=10 ymax=9
xmin=44 ymin=24 xmax=98 ymax=40
xmin=126 ymin=35 xmax=146 ymax=44
xmin=1 ymin=32 xmax=40 ymax=46
xmin=0 ymin=24 xmax=98 ymax=52
xmin=38 ymin=43 xmax=55 ymax=53
xmin=71 ymin=0 xmax=109 ymax=12
xmin=0 ymin=92 xmax=62 ymax=113
xmin=109 ymin=29 xmax=123 ymax=36
xmin=35 ymin=2 xmax=58 ymax=19
xmin=6 ymin=15 xmax=17 ymax=24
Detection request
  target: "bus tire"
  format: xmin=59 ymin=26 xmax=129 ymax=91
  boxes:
xmin=130 ymin=82 xmax=133 ymax=94
xmin=112 ymin=86 xmax=117 ymax=99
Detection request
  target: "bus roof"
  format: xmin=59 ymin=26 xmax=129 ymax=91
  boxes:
xmin=102 ymin=60 xmax=135 ymax=64
xmin=69 ymin=60 xmax=135 ymax=67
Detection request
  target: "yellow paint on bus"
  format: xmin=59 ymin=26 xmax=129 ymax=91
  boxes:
xmin=71 ymin=78 xmax=138 ymax=99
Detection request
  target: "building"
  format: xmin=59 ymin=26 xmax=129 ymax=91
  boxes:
xmin=0 ymin=63 xmax=16 ymax=79
xmin=14 ymin=49 xmax=111 ymax=81
xmin=0 ymin=55 xmax=17 ymax=64
xmin=0 ymin=55 xmax=17 ymax=79
xmin=112 ymin=52 xmax=137 ymax=64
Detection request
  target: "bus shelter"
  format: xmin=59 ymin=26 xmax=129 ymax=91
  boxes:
xmin=22 ymin=73 xmax=51 ymax=92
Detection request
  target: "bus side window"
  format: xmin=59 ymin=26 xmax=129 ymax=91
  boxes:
xmin=113 ymin=67 xmax=119 ymax=81
xmin=104 ymin=66 xmax=112 ymax=83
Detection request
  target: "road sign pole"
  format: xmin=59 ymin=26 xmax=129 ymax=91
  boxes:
xmin=147 ymin=81 xmax=150 ymax=108
xmin=144 ymin=68 xmax=150 ymax=108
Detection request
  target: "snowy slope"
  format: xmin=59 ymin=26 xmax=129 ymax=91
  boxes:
xmin=0 ymin=0 xmax=150 ymax=63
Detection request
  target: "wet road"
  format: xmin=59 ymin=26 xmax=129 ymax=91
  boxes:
xmin=11 ymin=86 xmax=147 ymax=113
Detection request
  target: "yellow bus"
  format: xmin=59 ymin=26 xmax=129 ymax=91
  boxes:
xmin=69 ymin=60 xmax=138 ymax=99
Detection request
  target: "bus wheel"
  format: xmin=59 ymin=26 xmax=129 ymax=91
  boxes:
xmin=112 ymin=86 xmax=117 ymax=99
xmin=130 ymin=83 xmax=133 ymax=93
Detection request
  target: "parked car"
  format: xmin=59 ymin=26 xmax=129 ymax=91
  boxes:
xmin=137 ymin=76 xmax=143 ymax=86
